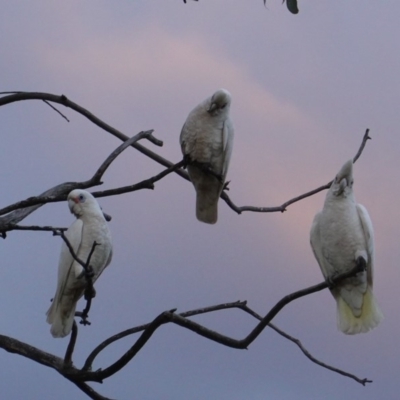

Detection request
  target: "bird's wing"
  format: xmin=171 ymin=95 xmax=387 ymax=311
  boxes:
xmin=53 ymin=219 xmax=84 ymax=306
xmin=310 ymin=212 xmax=330 ymax=279
xmin=356 ymin=203 xmax=375 ymax=286
xmin=105 ymin=247 xmax=113 ymax=268
xmin=180 ymin=103 xmax=204 ymax=156
xmin=221 ymin=118 xmax=234 ymax=177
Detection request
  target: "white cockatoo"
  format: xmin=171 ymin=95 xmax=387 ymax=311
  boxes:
xmin=310 ymin=159 xmax=383 ymax=334
xmin=46 ymin=189 xmax=113 ymax=338
xmin=180 ymin=89 xmax=234 ymax=224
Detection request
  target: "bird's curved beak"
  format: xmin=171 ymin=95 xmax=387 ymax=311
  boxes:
xmin=67 ymin=198 xmax=75 ymax=214
xmin=337 ymin=160 xmax=353 ymax=181
xmin=102 ymin=211 xmax=112 ymax=221
xmin=338 ymin=178 xmax=348 ymax=193
xmin=207 ymin=102 xmax=217 ymax=113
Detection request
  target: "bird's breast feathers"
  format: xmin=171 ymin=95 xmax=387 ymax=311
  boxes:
xmin=320 ymin=204 xmax=368 ymax=273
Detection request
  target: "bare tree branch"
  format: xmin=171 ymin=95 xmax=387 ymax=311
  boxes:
xmin=0 ymin=131 xmax=156 ymax=219
xmin=68 ymin=380 xmax=115 ymax=400
xmin=0 ymin=332 xmax=111 ymax=399
xmin=55 ymin=232 xmax=101 ymax=326
xmin=43 ymin=99 xmax=70 ymax=122
xmin=73 ymin=261 xmax=368 ymax=384
xmin=222 ymin=129 xmax=371 ymax=214
xmin=82 ymin=300 xmax=248 ymax=371
xmin=0 ymin=156 xmax=184 ymax=230
xmin=0 ymin=93 xmax=371 ymax=224
xmin=91 ymin=130 xmax=160 ymax=184
xmin=55 ymin=230 xmax=87 ymax=269
xmin=0 ymin=333 xmax=66 ymax=371
xmin=79 ymin=241 xmax=100 ymax=326
xmin=0 ymin=225 xmax=68 ymax=236
xmin=0 ymin=92 xmax=187 ymax=179
xmin=0 ymin=260 xmax=370 ymax=400
xmin=0 ymin=130 xmax=162 ymax=235
xmin=240 ymin=307 xmax=372 ymax=386
xmin=90 ymin=159 xmax=186 ymax=198
xmin=64 ymin=321 xmax=78 ymax=366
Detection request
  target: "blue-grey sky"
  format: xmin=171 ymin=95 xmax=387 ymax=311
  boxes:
xmin=1 ymin=1 xmax=400 ymax=399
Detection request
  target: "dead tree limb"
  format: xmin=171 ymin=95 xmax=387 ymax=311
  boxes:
xmin=0 ymin=92 xmax=371 ymax=220
xmin=0 ymin=261 xmax=370 ymax=400
xmin=0 ymin=130 xmax=162 ymax=234
xmin=71 ymin=261 xmax=368 ymax=384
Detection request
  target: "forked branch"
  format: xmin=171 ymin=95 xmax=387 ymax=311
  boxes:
xmin=0 ymin=262 xmax=370 ymax=400
xmin=0 ymin=130 xmax=158 ymax=227
xmin=0 ymin=92 xmax=371 ymax=225
xmin=71 ymin=261 xmax=368 ymax=384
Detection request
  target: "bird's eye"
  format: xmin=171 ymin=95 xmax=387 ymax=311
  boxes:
xmin=79 ymin=194 xmax=85 ymax=202
xmin=220 ymin=104 xmax=226 ymax=109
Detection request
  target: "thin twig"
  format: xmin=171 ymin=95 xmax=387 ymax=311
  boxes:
xmin=353 ymin=129 xmax=371 ymax=163
xmin=240 ymin=306 xmax=371 ymax=386
xmin=91 ymin=131 xmax=158 ymax=184
xmin=91 ymin=159 xmax=186 ymax=198
xmin=0 ymin=92 xmax=185 ymax=182
xmin=56 ymin=231 xmax=87 ymax=268
xmin=43 ymin=99 xmax=70 ymax=122
xmin=2 ymin=225 xmax=68 ymax=233
xmin=222 ymin=129 xmax=372 ymax=214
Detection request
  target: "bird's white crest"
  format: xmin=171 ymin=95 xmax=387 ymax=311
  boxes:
xmin=310 ymin=159 xmax=383 ymax=334
xmin=46 ymin=189 xmax=113 ymax=338
xmin=180 ymin=89 xmax=234 ymax=224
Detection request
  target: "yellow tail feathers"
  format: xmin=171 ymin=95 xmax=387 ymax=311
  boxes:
xmin=336 ymin=288 xmax=383 ymax=335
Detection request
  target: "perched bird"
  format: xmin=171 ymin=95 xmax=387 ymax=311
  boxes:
xmin=180 ymin=89 xmax=234 ymax=224
xmin=46 ymin=189 xmax=113 ymax=338
xmin=310 ymin=160 xmax=383 ymax=334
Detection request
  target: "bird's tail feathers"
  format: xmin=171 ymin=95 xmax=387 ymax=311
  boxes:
xmin=336 ymin=287 xmax=383 ymax=334
xmin=196 ymin=189 xmax=220 ymax=224
xmin=46 ymin=300 xmax=76 ymax=338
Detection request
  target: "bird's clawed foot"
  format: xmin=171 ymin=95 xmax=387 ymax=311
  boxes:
xmin=75 ymin=311 xmax=92 ymax=326
xmin=84 ymin=285 xmax=96 ymax=300
xmin=182 ymin=154 xmax=191 ymax=169
xmin=326 ymin=273 xmax=339 ymax=289
xmin=79 ymin=315 xmax=92 ymax=326
xmin=223 ymin=181 xmax=230 ymax=191
xmin=85 ymin=265 xmax=95 ymax=279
